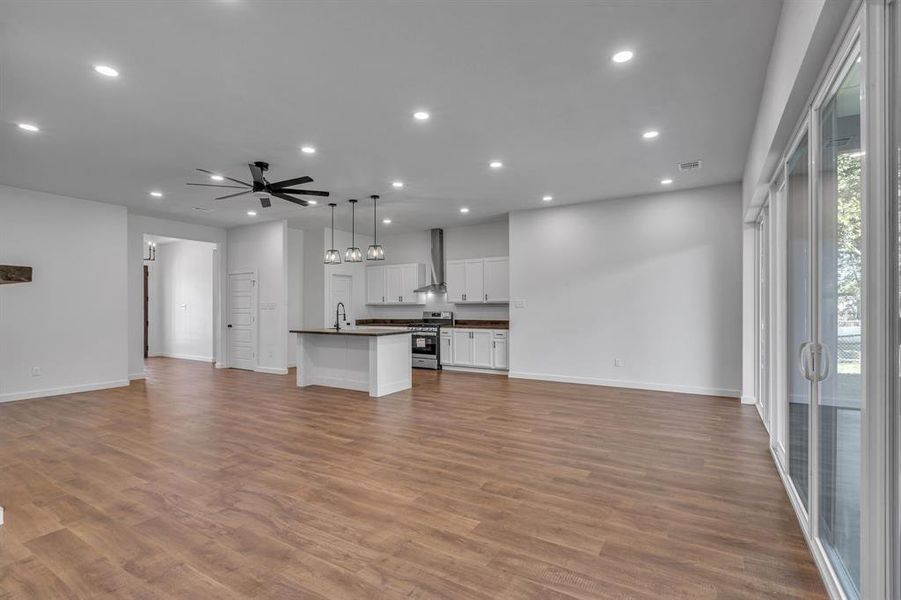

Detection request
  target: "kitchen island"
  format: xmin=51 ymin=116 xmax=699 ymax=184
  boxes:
xmin=291 ymin=328 xmax=412 ymax=397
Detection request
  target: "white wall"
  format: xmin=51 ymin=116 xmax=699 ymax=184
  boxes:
xmin=128 ymin=214 xmax=226 ymax=379
xmin=302 ymin=228 xmax=325 ymax=328
xmin=322 ymin=228 xmax=373 ymax=326
xmin=509 ymin=183 xmax=742 ymax=397
xmin=364 ymin=218 xmax=510 ymax=321
xmin=287 ymin=228 xmax=304 ymax=367
xmin=227 ymin=220 xmax=288 ymax=374
xmin=742 ymin=0 xmax=851 ymax=218
xmin=153 ymin=240 xmax=216 ymax=362
xmin=0 ymin=184 xmax=128 ymax=402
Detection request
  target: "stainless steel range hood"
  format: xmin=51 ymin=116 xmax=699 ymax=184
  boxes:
xmin=414 ymin=228 xmax=446 ymax=294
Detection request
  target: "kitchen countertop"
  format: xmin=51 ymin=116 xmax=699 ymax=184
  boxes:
xmin=444 ymin=320 xmax=509 ymax=330
xmin=290 ymin=327 xmax=410 ymax=337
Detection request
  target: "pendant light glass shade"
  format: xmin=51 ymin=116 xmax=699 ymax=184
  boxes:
xmin=367 ymin=194 xmax=385 ymax=261
xmin=345 ymin=199 xmax=363 ymax=262
xmin=324 ymin=203 xmax=342 ymax=264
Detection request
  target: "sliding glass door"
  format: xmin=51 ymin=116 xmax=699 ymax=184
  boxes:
xmin=816 ymin=51 xmax=862 ymax=595
xmin=786 ymin=132 xmax=812 ymax=511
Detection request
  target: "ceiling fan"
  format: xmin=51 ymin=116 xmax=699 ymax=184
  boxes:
xmin=187 ymin=161 xmax=329 ymax=208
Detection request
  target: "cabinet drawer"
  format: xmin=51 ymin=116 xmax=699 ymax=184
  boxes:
xmin=492 ymin=330 xmax=507 ymax=339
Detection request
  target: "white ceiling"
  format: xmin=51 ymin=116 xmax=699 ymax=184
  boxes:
xmin=0 ymin=0 xmax=781 ymax=233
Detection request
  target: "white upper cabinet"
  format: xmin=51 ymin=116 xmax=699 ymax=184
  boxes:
xmin=483 ymin=257 xmax=509 ymax=302
xmin=446 ymin=257 xmax=508 ymax=303
xmin=366 ymin=265 xmax=387 ymax=304
xmin=366 ymin=263 xmax=425 ymax=305
xmin=463 ymin=260 xmax=484 ymax=303
xmin=446 ymin=260 xmax=466 ymax=303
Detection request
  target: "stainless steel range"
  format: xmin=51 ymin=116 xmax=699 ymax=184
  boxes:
xmin=409 ymin=311 xmax=453 ymax=369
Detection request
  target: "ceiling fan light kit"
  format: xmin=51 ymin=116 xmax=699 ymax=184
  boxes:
xmin=187 ymin=161 xmax=329 ymax=209
xmin=367 ymin=194 xmax=385 ymax=261
xmin=324 ymin=202 xmax=342 ymax=265
xmin=344 ymin=199 xmax=363 ymax=263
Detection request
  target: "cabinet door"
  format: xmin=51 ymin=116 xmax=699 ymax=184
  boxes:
xmin=452 ymin=330 xmax=472 ymax=365
xmin=471 ymin=330 xmax=493 ymax=368
xmin=483 ymin=258 xmax=509 ymax=302
xmin=385 ymin=265 xmax=405 ymax=303
xmin=400 ymin=264 xmax=421 ymax=303
xmin=446 ymin=261 xmax=466 ymax=303
xmin=492 ymin=338 xmax=508 ymax=370
xmin=463 ymin=259 xmax=484 ymax=302
xmin=366 ymin=266 xmax=386 ymax=304
xmin=440 ymin=335 xmax=453 ymax=366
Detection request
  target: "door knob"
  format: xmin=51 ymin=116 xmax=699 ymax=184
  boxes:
xmin=227 ymin=324 xmax=233 ymax=328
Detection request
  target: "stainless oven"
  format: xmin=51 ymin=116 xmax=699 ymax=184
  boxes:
xmin=411 ymin=331 xmax=439 ymax=369
xmin=409 ymin=311 xmax=453 ymax=370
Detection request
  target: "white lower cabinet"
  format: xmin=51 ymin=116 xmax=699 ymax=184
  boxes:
xmin=491 ymin=331 xmax=508 ymax=370
xmin=442 ymin=328 xmax=508 ymax=371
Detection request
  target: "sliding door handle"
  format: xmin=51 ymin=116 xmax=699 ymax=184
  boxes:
xmin=798 ymin=342 xmax=812 ymax=381
xmin=815 ymin=343 xmax=832 ymax=382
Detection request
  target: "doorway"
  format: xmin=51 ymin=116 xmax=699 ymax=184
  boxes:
xmin=143 ymin=235 xmax=217 ymax=367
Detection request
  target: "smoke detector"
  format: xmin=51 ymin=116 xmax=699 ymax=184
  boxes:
xmin=678 ymin=160 xmax=702 ymax=172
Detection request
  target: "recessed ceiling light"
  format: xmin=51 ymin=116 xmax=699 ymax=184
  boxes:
xmin=489 ymin=161 xmax=503 ymax=169
xmin=383 ymin=218 xmax=392 ymax=224
xmin=660 ymin=178 xmax=673 ymax=185
xmin=542 ymin=195 xmax=553 ymax=202
xmin=308 ymin=200 xmax=318 ymax=205
xmin=611 ymin=50 xmax=634 ymax=64
xmin=17 ymin=122 xmax=39 ymax=132
xmin=392 ymin=181 xmax=404 ymax=189
xmin=149 ymin=191 xmax=163 ymax=198
xmin=460 ymin=207 xmax=470 ymax=213
xmin=247 ymin=210 xmax=257 ymax=216
xmin=93 ymin=64 xmax=119 ymax=78
xmin=642 ymin=130 xmax=659 ymax=139
xmin=300 ymin=145 xmax=316 ymax=154
xmin=210 ymin=174 xmax=224 ymax=181
xmin=413 ymin=111 xmax=430 ymax=121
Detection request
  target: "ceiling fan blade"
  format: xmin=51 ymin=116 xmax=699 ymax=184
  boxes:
xmin=260 ymin=197 xmax=272 ymax=208
xmin=195 ymin=168 xmax=250 ymax=187
xmin=216 ymin=190 xmax=252 ymax=200
xmin=248 ymin=163 xmax=265 ymax=185
xmin=272 ymin=192 xmax=309 ymax=207
xmin=269 ymin=175 xmax=313 ymax=189
xmin=187 ymin=183 xmax=247 ymax=189
xmin=274 ymin=188 xmax=330 ymax=197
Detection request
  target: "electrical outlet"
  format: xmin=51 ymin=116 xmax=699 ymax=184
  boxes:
xmin=31 ymin=367 xmax=41 ymax=377
xmin=614 ymin=359 xmax=624 ymax=368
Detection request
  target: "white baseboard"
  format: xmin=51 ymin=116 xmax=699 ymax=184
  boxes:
xmin=741 ymin=395 xmax=757 ymax=405
xmin=128 ymin=372 xmax=146 ymax=381
xmin=507 ymin=370 xmax=740 ymax=398
xmin=0 ymin=379 xmax=130 ymax=404
xmin=215 ymin=362 xmax=227 ymax=369
xmin=255 ymin=366 xmax=289 ymax=375
xmin=158 ymin=353 xmax=214 ymax=363
xmin=442 ymin=366 xmax=508 ymax=376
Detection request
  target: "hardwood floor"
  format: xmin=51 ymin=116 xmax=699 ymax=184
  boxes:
xmin=0 ymin=358 xmax=826 ymax=599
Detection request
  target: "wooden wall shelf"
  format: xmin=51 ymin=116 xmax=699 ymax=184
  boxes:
xmin=0 ymin=265 xmax=33 ymax=285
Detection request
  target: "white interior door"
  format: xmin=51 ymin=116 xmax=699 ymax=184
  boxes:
xmin=227 ymin=272 xmax=256 ymax=370
xmin=330 ymin=273 xmax=353 ymax=328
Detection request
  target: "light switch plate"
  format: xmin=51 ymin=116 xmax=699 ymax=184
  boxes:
xmin=260 ymin=302 xmax=277 ymax=311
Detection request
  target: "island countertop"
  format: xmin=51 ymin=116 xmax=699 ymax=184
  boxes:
xmin=290 ymin=327 xmax=410 ymax=337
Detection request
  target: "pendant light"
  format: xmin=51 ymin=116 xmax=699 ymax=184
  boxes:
xmin=324 ymin=203 xmax=342 ymax=264
xmin=345 ymin=199 xmax=363 ymax=262
xmin=367 ymin=195 xmax=385 ymax=261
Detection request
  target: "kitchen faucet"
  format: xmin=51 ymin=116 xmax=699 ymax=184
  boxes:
xmin=334 ymin=302 xmax=346 ymax=331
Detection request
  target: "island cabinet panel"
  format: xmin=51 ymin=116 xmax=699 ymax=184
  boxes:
xmin=366 ymin=263 xmax=425 ymax=305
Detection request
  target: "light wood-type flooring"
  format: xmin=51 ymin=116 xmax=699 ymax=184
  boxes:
xmin=0 ymin=358 xmax=826 ymax=599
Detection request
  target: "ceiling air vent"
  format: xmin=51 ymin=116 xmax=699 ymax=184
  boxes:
xmin=678 ymin=160 xmax=702 ymax=172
